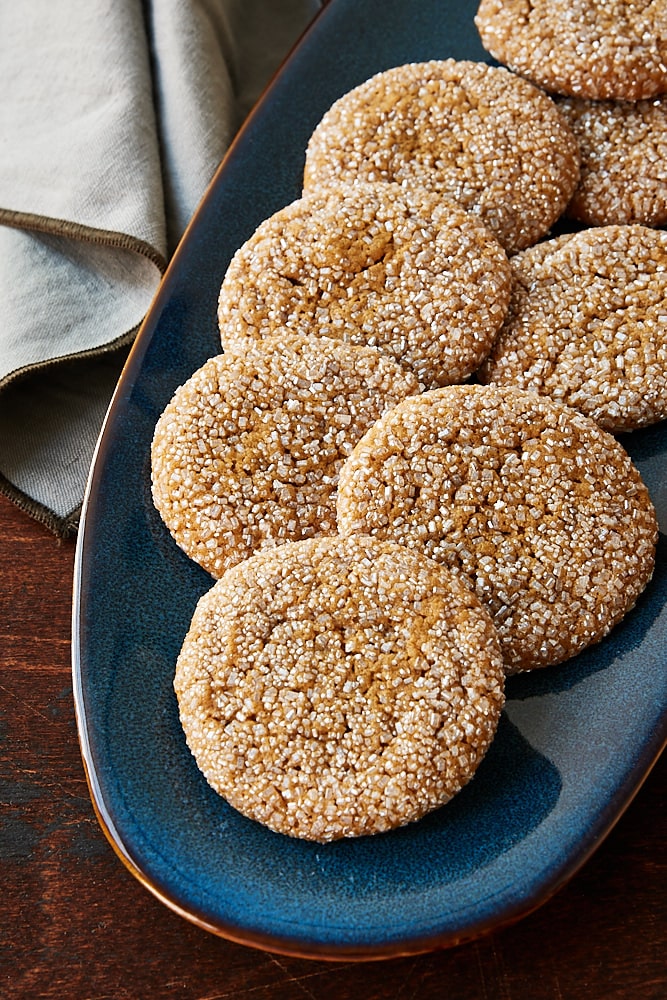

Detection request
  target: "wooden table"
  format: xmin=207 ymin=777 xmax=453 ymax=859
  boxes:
xmin=2 ymin=490 xmax=665 ymax=999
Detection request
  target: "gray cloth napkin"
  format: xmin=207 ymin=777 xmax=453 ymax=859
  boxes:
xmin=0 ymin=0 xmax=320 ymax=535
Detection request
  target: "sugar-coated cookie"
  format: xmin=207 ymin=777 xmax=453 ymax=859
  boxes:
xmin=151 ymin=332 xmax=419 ymax=577
xmin=217 ymin=183 xmax=511 ymax=389
xmin=336 ymin=385 xmax=658 ymax=673
xmin=479 ymin=225 xmax=667 ymax=432
xmin=174 ymin=535 xmax=506 ymax=841
xmin=475 ymin=0 xmax=667 ymax=101
xmin=303 ymin=60 xmax=580 ymax=253
xmin=557 ymin=95 xmax=667 ymax=227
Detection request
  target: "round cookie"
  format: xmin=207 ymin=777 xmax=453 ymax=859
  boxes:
xmin=478 ymin=225 xmax=667 ymax=432
xmin=475 ymin=0 xmax=667 ymax=101
xmin=302 ymin=60 xmax=580 ymax=253
xmin=217 ymin=184 xmax=511 ymax=389
xmin=336 ymin=385 xmax=658 ymax=674
xmin=557 ymin=95 xmax=667 ymax=227
xmin=174 ymin=534 xmax=506 ymax=841
xmin=151 ymin=332 xmax=419 ymax=578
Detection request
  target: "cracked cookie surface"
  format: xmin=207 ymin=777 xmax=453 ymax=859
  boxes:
xmin=336 ymin=385 xmax=658 ymax=673
xmin=217 ymin=183 xmax=511 ymax=389
xmin=151 ymin=332 xmax=419 ymax=578
xmin=302 ymin=60 xmax=579 ymax=253
xmin=557 ymin=95 xmax=667 ymax=227
xmin=475 ymin=0 xmax=667 ymax=100
xmin=174 ymin=534 xmax=505 ymax=841
xmin=479 ymin=225 xmax=667 ymax=432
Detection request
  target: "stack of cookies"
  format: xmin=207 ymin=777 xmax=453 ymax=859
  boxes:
xmin=476 ymin=0 xmax=667 ymax=228
xmin=151 ymin=4 xmax=665 ymax=842
xmin=474 ymin=0 xmax=667 ymax=431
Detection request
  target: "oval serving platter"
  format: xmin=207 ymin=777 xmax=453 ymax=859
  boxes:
xmin=72 ymin=0 xmax=667 ymax=960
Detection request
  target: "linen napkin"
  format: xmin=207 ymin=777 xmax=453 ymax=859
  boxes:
xmin=0 ymin=0 xmax=321 ymax=535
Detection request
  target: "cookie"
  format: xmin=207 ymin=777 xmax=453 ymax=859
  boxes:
xmin=151 ymin=332 xmax=419 ymax=578
xmin=556 ymin=95 xmax=667 ymax=227
xmin=174 ymin=534 xmax=506 ymax=841
xmin=302 ymin=60 xmax=580 ymax=253
xmin=336 ymin=385 xmax=658 ymax=674
xmin=217 ymin=183 xmax=512 ymax=389
xmin=478 ymin=225 xmax=667 ymax=432
xmin=475 ymin=0 xmax=667 ymax=101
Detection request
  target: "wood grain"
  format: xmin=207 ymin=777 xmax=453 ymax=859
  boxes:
xmin=1 ymin=491 xmax=665 ymax=999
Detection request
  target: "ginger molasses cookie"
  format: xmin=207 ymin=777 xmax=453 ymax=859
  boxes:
xmin=217 ymin=183 xmax=511 ymax=389
xmin=479 ymin=225 xmax=667 ymax=432
xmin=336 ymin=385 xmax=658 ymax=674
xmin=302 ymin=60 xmax=580 ymax=253
xmin=151 ymin=332 xmax=419 ymax=578
xmin=174 ymin=534 xmax=506 ymax=841
xmin=475 ymin=0 xmax=667 ymax=101
xmin=556 ymin=95 xmax=667 ymax=227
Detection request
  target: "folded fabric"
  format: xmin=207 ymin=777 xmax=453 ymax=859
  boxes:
xmin=0 ymin=0 xmax=320 ymax=535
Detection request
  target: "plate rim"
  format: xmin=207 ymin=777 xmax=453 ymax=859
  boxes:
xmin=70 ymin=0 xmax=667 ymax=960
xmin=70 ymin=628 xmax=667 ymax=960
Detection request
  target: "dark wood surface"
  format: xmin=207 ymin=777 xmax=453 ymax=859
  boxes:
xmin=2 ymin=490 xmax=665 ymax=999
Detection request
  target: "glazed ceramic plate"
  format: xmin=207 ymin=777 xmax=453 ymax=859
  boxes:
xmin=72 ymin=0 xmax=667 ymax=960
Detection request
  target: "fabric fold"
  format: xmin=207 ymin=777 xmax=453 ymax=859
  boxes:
xmin=0 ymin=0 xmax=320 ymax=533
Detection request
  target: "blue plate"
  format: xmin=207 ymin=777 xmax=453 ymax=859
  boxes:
xmin=72 ymin=0 xmax=667 ymax=959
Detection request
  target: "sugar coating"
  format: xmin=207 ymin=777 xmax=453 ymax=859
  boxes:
xmin=151 ymin=332 xmax=419 ymax=578
xmin=217 ymin=183 xmax=511 ymax=389
xmin=336 ymin=385 xmax=658 ymax=673
xmin=557 ymin=95 xmax=667 ymax=227
xmin=174 ymin=535 xmax=506 ymax=841
xmin=475 ymin=0 xmax=667 ymax=101
xmin=302 ymin=60 xmax=580 ymax=254
xmin=479 ymin=225 xmax=667 ymax=432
